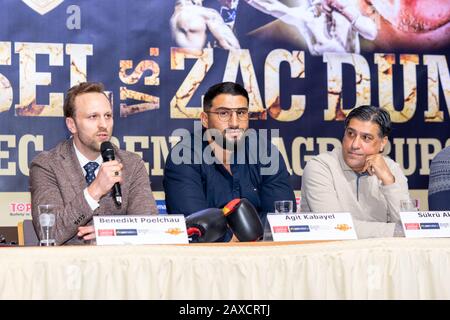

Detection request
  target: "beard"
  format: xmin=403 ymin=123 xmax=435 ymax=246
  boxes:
xmin=80 ymin=136 xmax=101 ymax=153
xmin=206 ymin=128 xmax=246 ymax=151
xmin=222 ymin=128 xmax=245 ymax=151
xmin=77 ymin=131 xmax=110 ymax=154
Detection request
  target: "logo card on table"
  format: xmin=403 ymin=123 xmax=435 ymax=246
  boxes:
xmin=93 ymin=215 xmax=188 ymax=245
xmin=400 ymin=211 xmax=450 ymax=238
xmin=267 ymin=212 xmax=357 ymax=241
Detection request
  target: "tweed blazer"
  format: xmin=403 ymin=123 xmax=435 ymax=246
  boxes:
xmin=30 ymin=139 xmax=158 ymax=245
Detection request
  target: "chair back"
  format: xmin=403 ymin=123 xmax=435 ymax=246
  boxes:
xmin=17 ymin=219 xmax=39 ymax=246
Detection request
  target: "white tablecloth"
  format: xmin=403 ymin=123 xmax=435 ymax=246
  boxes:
xmin=1 ymin=238 xmax=449 ymax=299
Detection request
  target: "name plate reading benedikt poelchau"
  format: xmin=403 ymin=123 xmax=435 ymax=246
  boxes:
xmin=267 ymin=212 xmax=357 ymax=241
xmin=93 ymin=215 xmax=189 ymax=245
xmin=400 ymin=211 xmax=450 ymax=238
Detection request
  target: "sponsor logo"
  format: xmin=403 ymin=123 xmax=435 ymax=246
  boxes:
xmin=289 ymin=225 xmax=310 ymax=232
xmin=22 ymin=0 xmax=64 ymax=15
xmin=9 ymin=202 xmax=32 ymax=214
xmin=405 ymin=223 xmax=420 ymax=230
xmin=116 ymin=229 xmax=138 ymax=236
xmin=273 ymin=226 xmax=289 ymax=233
xmin=98 ymin=229 xmax=115 ymax=237
xmin=165 ymin=228 xmax=183 ymax=235
xmin=439 ymin=223 xmax=450 ymax=229
xmin=420 ymin=223 xmax=440 ymax=230
xmin=335 ymin=224 xmax=352 ymax=231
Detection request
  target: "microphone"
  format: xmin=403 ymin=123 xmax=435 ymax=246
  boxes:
xmin=185 ymin=208 xmax=227 ymax=243
xmin=223 ymin=198 xmax=264 ymax=242
xmin=100 ymin=141 xmax=122 ymax=206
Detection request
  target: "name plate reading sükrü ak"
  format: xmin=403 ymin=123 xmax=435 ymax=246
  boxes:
xmin=93 ymin=215 xmax=189 ymax=245
xmin=267 ymin=212 xmax=357 ymax=241
xmin=400 ymin=211 xmax=450 ymax=238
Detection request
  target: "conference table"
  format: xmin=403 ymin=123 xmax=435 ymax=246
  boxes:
xmin=1 ymin=238 xmax=449 ymax=299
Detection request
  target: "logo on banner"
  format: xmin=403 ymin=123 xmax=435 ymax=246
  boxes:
xmin=9 ymin=202 xmax=31 ymax=217
xmin=165 ymin=228 xmax=184 ymax=235
xmin=22 ymin=0 xmax=63 ymax=15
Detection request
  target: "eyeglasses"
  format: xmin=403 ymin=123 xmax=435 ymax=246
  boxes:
xmin=206 ymin=109 xmax=249 ymax=122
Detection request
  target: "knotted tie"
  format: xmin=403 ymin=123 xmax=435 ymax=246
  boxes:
xmin=220 ymin=7 xmax=237 ymax=24
xmin=83 ymin=161 xmax=99 ymax=185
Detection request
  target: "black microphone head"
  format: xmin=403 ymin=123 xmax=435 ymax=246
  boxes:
xmin=100 ymin=141 xmax=115 ymax=161
xmin=224 ymin=198 xmax=263 ymax=242
xmin=185 ymin=208 xmax=227 ymax=243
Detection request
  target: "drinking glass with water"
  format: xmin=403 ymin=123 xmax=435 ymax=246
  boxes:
xmin=274 ymin=200 xmax=293 ymax=214
xmin=38 ymin=204 xmax=56 ymax=246
xmin=400 ymin=199 xmax=419 ymax=212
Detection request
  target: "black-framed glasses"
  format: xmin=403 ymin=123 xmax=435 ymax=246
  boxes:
xmin=206 ymin=109 xmax=249 ymax=122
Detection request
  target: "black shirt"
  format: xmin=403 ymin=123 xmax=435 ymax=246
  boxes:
xmin=163 ymin=130 xmax=296 ymax=241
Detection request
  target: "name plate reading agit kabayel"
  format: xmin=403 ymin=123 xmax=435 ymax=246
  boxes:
xmin=93 ymin=215 xmax=188 ymax=245
xmin=267 ymin=212 xmax=357 ymax=241
xmin=400 ymin=211 xmax=450 ymax=238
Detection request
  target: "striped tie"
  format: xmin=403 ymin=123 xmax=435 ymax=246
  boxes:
xmin=83 ymin=161 xmax=99 ymax=185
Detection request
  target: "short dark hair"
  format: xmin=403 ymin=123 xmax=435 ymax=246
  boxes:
xmin=344 ymin=105 xmax=392 ymax=137
xmin=63 ymin=82 xmax=108 ymax=118
xmin=203 ymin=82 xmax=249 ymax=111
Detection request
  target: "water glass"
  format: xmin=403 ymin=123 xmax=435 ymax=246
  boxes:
xmin=400 ymin=199 xmax=419 ymax=212
xmin=274 ymin=200 xmax=293 ymax=214
xmin=38 ymin=204 xmax=56 ymax=246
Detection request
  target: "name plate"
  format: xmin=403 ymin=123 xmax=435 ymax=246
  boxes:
xmin=400 ymin=211 xmax=450 ymax=238
xmin=267 ymin=212 xmax=357 ymax=241
xmin=93 ymin=215 xmax=189 ymax=245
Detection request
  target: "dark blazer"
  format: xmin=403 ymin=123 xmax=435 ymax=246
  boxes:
xmin=30 ymin=139 xmax=158 ymax=245
xmin=163 ymin=131 xmax=296 ymax=227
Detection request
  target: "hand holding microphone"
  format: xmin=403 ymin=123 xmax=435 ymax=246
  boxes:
xmin=100 ymin=141 xmax=123 ymax=206
xmin=87 ymin=142 xmax=123 ymax=206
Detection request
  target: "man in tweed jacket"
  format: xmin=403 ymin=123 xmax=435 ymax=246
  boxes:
xmin=30 ymin=82 xmax=158 ymax=245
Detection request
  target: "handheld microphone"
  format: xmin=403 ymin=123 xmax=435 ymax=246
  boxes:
xmin=223 ymin=198 xmax=264 ymax=242
xmin=185 ymin=208 xmax=227 ymax=243
xmin=100 ymin=141 xmax=122 ymax=206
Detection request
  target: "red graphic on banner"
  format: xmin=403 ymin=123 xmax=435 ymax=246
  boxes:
xmin=273 ymin=226 xmax=289 ymax=233
xmin=98 ymin=229 xmax=115 ymax=236
xmin=405 ymin=223 xmax=420 ymax=230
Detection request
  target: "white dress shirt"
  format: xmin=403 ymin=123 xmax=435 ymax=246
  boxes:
xmin=73 ymin=143 xmax=103 ymax=211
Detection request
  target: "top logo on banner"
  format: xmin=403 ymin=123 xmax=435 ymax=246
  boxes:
xmin=22 ymin=0 xmax=63 ymax=15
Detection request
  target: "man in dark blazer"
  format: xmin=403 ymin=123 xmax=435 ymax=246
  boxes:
xmin=163 ymin=82 xmax=296 ymax=241
xmin=30 ymin=82 xmax=158 ymax=245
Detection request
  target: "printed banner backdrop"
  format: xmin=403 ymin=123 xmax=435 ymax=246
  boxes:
xmin=0 ymin=0 xmax=449 ymax=226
